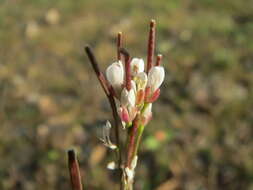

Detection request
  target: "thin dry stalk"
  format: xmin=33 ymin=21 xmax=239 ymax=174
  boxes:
xmin=117 ymin=32 xmax=123 ymax=61
xmin=84 ymin=46 xmax=122 ymax=174
xmin=146 ymin=20 xmax=156 ymax=73
xmin=68 ymin=149 xmax=83 ymax=190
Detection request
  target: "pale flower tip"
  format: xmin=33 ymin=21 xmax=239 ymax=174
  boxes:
xmin=130 ymin=58 xmax=145 ymax=76
xmin=107 ymin=161 xmax=116 ymax=170
xmin=121 ymin=88 xmax=136 ymax=107
xmin=147 ymin=66 xmax=165 ymax=92
xmin=106 ymin=61 xmax=124 ymax=89
xmin=136 ymin=72 xmax=148 ymax=90
xmin=128 ymin=89 xmax=136 ymax=107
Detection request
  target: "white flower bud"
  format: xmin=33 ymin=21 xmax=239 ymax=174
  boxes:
xmin=121 ymin=88 xmax=136 ymax=107
xmin=130 ymin=58 xmax=144 ymax=76
xmin=131 ymin=80 xmax=137 ymax=93
xmin=135 ymin=72 xmax=148 ymax=90
xmin=147 ymin=66 xmax=165 ymax=92
xmin=106 ymin=61 xmax=124 ymax=90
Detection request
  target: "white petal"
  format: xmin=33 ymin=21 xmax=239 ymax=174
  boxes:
xmin=147 ymin=66 xmax=165 ymax=92
xmin=130 ymin=58 xmax=144 ymax=76
xmin=106 ymin=61 xmax=124 ymax=88
xmin=135 ymin=72 xmax=147 ymax=90
xmin=131 ymin=80 xmax=137 ymax=93
xmin=121 ymin=88 xmax=136 ymax=107
xmin=120 ymin=88 xmax=129 ymax=106
xmin=128 ymin=89 xmax=136 ymax=107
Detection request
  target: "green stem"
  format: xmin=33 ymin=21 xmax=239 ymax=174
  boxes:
xmin=133 ymin=125 xmax=145 ymax=157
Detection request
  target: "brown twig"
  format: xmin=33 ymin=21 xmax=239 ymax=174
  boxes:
xmin=126 ymin=116 xmax=139 ymax=167
xmin=68 ymin=149 xmax=83 ymax=190
xmin=155 ymin=54 xmax=163 ymax=66
xmin=85 ymin=46 xmax=110 ymax=96
xmin=119 ymin=48 xmax=131 ymax=91
xmin=84 ymin=46 xmax=122 ymax=166
xmin=147 ymin=19 xmax=156 ymax=73
xmin=117 ymin=32 xmax=122 ymax=61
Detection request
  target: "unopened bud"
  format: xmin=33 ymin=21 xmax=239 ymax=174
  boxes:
xmin=130 ymin=58 xmax=144 ymax=76
xmin=147 ymin=66 xmax=165 ymax=93
xmin=119 ymin=107 xmax=130 ymax=123
xmin=106 ymin=61 xmax=124 ymax=91
xmin=121 ymin=88 xmax=136 ymax=107
xmin=135 ymin=72 xmax=148 ymax=90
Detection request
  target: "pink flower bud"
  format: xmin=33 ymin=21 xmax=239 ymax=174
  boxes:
xmin=119 ymin=107 xmax=130 ymax=123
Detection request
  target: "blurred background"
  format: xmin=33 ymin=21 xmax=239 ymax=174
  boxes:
xmin=0 ymin=0 xmax=253 ymax=189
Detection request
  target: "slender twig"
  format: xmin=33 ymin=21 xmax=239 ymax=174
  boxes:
xmin=126 ymin=116 xmax=139 ymax=167
xmin=117 ymin=32 xmax=122 ymax=61
xmin=155 ymin=54 xmax=163 ymax=66
xmin=68 ymin=149 xmax=83 ymax=190
xmin=146 ymin=19 xmax=156 ymax=73
xmin=84 ymin=46 xmax=110 ymax=96
xmin=84 ymin=46 xmax=122 ymax=167
xmin=119 ymin=48 xmax=131 ymax=91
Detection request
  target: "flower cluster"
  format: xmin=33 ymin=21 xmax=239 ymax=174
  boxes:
xmin=85 ymin=19 xmax=164 ymax=189
xmin=106 ymin=57 xmax=165 ymax=128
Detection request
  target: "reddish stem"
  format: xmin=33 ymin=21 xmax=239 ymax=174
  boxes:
xmin=85 ymin=46 xmax=122 ymax=166
xmin=117 ymin=32 xmax=122 ymax=61
xmin=155 ymin=54 xmax=163 ymax=66
xmin=68 ymin=150 xmax=83 ymax=190
xmin=126 ymin=116 xmax=139 ymax=167
xmin=147 ymin=19 xmax=156 ymax=73
xmin=119 ymin=48 xmax=131 ymax=91
xmin=85 ymin=46 xmax=110 ymax=96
